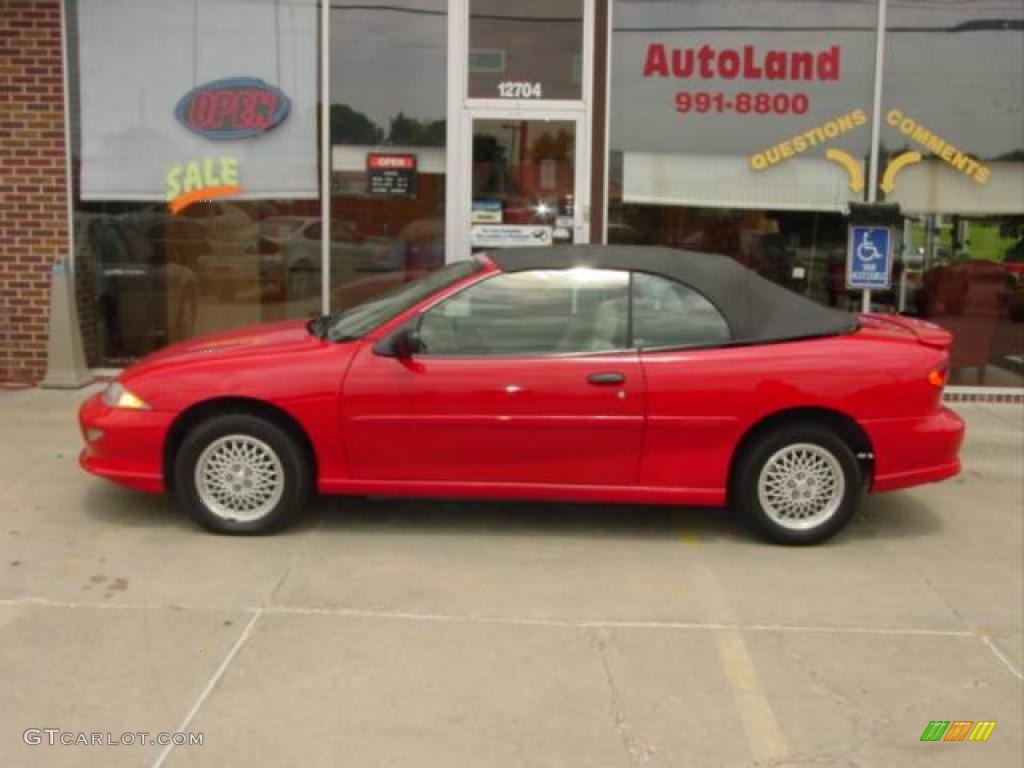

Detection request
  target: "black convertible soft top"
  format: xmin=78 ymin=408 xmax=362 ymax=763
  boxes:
xmin=486 ymin=245 xmax=859 ymax=345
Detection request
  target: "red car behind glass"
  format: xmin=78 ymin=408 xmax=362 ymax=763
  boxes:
xmin=79 ymin=246 xmax=964 ymax=544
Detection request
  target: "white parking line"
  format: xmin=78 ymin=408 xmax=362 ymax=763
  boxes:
xmin=0 ymin=596 xmax=981 ymax=637
xmin=151 ymin=609 xmax=261 ymax=768
xmin=7 ymin=596 xmax=1019 ymax=695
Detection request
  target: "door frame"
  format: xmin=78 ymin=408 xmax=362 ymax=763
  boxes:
xmin=445 ymin=0 xmax=595 ymax=262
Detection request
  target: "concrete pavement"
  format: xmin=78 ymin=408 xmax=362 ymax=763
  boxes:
xmin=0 ymin=385 xmax=1021 ymax=767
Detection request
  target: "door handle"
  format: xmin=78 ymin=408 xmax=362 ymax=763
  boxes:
xmin=588 ymin=372 xmax=626 ymax=385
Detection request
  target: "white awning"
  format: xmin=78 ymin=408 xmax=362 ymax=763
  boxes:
xmin=885 ymin=160 xmax=1024 ymax=216
xmin=622 ymin=152 xmax=858 ymax=212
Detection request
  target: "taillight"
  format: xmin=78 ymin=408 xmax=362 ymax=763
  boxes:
xmin=927 ymin=361 xmax=948 ymax=388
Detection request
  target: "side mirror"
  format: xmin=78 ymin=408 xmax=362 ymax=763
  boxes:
xmin=375 ymin=327 xmax=423 ymax=358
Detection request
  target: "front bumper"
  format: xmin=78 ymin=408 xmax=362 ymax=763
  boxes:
xmin=78 ymin=392 xmax=173 ymax=493
xmin=864 ymin=407 xmax=965 ymax=493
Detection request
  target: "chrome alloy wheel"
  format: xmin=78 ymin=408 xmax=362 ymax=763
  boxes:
xmin=194 ymin=435 xmax=285 ymax=522
xmin=756 ymin=442 xmax=846 ymax=531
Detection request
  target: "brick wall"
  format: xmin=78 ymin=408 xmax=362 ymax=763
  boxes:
xmin=0 ymin=0 xmax=67 ymax=384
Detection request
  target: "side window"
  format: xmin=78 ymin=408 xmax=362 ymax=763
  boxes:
xmin=419 ymin=269 xmax=629 ymax=355
xmin=631 ymin=273 xmax=731 ymax=348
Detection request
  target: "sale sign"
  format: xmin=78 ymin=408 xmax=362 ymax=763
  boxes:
xmin=165 ymin=156 xmax=242 ymax=213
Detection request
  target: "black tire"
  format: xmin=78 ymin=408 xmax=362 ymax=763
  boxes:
xmin=173 ymin=413 xmax=310 ymax=534
xmin=732 ymin=423 xmax=862 ymax=545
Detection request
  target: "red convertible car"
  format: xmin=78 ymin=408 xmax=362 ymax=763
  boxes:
xmin=79 ymin=246 xmax=964 ymax=544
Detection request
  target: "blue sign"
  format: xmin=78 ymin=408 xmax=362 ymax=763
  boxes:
xmin=847 ymin=225 xmax=893 ymax=289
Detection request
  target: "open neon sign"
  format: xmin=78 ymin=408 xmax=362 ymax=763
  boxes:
xmin=175 ymin=77 xmax=291 ymax=140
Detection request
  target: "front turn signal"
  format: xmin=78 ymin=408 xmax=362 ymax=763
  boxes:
xmin=102 ymin=381 xmax=150 ymax=410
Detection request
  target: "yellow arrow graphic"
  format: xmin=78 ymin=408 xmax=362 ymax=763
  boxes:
xmin=880 ymin=151 xmax=923 ymax=193
xmin=825 ymin=149 xmax=864 ymax=193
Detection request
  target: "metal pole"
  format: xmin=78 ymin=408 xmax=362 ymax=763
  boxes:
xmin=59 ymin=0 xmax=75 ymax=275
xmin=898 ymin=217 xmax=909 ymax=313
xmin=601 ymin=0 xmax=611 ymax=245
xmin=320 ymin=0 xmax=331 ymax=315
xmin=445 ymin=0 xmax=467 ymax=261
xmin=862 ymin=0 xmax=888 ymax=314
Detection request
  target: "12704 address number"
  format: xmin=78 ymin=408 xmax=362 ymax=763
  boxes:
xmin=498 ymin=81 xmax=543 ymax=99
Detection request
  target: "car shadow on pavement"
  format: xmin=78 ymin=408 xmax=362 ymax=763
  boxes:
xmin=298 ymin=494 xmax=752 ymax=542
xmin=81 ymin=479 xmax=944 ymax=544
xmin=297 ymin=489 xmax=946 ymax=545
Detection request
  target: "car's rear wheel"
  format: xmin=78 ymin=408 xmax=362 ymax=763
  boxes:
xmin=173 ymin=413 xmax=309 ymax=534
xmin=733 ymin=424 xmax=862 ymax=545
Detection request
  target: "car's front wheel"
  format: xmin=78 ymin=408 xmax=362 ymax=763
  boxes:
xmin=733 ymin=424 xmax=862 ymax=545
xmin=173 ymin=413 xmax=310 ymax=534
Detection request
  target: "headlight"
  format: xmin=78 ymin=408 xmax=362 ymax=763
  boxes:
xmin=102 ymin=381 xmax=150 ymax=410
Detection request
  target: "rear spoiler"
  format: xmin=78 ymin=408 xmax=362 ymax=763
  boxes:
xmin=862 ymin=313 xmax=952 ymax=350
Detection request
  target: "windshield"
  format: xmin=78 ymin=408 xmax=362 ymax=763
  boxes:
xmin=322 ymin=260 xmax=482 ymax=341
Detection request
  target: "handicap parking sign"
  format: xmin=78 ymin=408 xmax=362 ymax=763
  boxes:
xmin=846 ymin=225 xmax=893 ymax=290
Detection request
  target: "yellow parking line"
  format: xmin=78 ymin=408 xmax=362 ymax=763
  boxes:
xmin=678 ymin=516 xmax=700 ymax=548
xmin=688 ymin=562 xmax=791 ymax=763
xmin=713 ymin=627 xmax=790 ymax=762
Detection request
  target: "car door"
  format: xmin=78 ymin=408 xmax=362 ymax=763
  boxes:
xmin=341 ymin=268 xmax=645 ymax=486
xmin=628 ymin=272 xmax=742 ymax=495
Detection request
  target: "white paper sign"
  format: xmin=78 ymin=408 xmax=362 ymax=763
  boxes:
xmin=471 ymin=225 xmax=553 ymax=248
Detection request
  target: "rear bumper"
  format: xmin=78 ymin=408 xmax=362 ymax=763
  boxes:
xmin=864 ymin=407 xmax=964 ymax=493
xmin=78 ymin=392 xmax=171 ymax=493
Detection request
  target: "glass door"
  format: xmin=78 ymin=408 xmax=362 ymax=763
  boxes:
xmin=469 ymin=116 xmax=582 ymax=252
xmin=446 ymin=0 xmax=593 ymax=258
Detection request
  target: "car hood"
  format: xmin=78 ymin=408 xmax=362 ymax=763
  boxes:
xmin=130 ymin=319 xmax=322 ymax=371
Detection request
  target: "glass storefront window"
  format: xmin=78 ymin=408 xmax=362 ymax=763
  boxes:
xmin=68 ymin=0 xmax=321 ymax=366
xmin=877 ymin=1 xmax=1024 ymax=386
xmin=329 ymin=0 xmax=447 ymax=312
xmin=607 ymin=0 xmax=878 ymax=324
xmin=59 ymin=0 xmax=1024 ymax=388
xmin=606 ymin=0 xmax=1024 ymax=388
xmin=468 ymin=1 xmax=584 ymax=100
